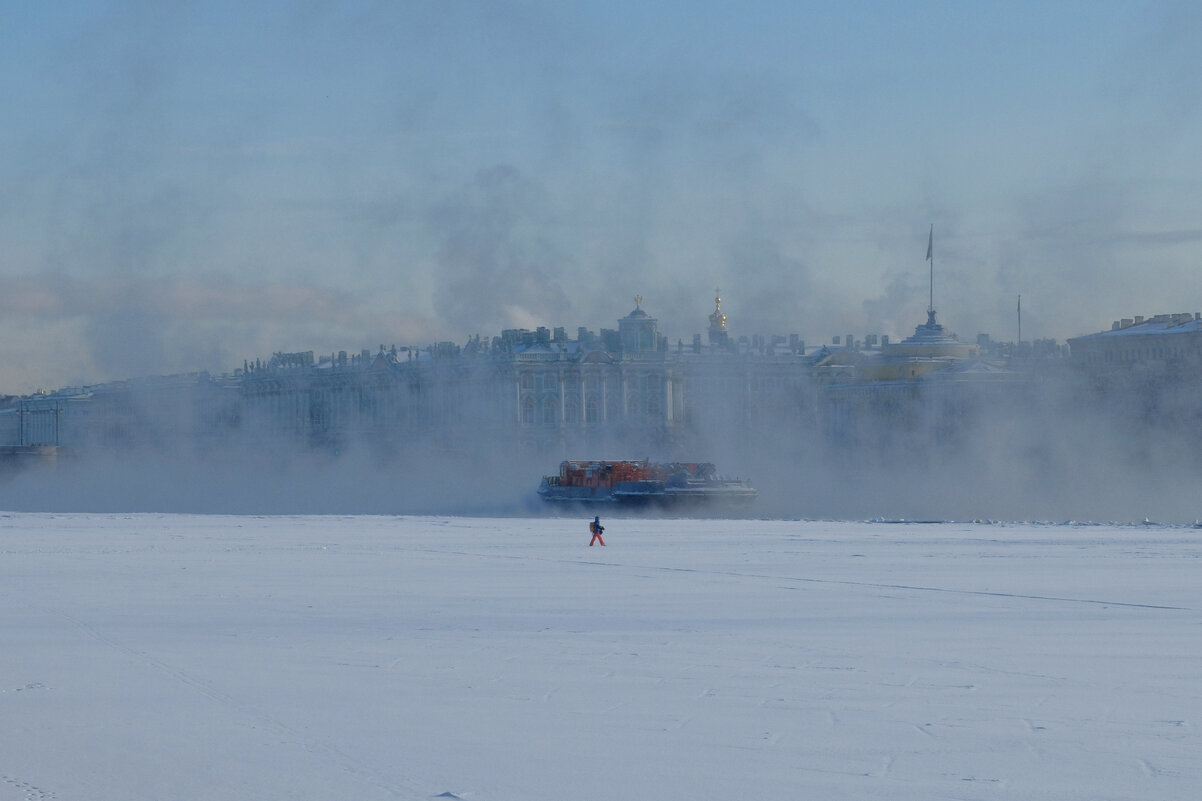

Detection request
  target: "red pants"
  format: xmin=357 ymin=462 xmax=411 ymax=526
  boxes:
xmin=589 ymin=525 xmax=605 ymax=546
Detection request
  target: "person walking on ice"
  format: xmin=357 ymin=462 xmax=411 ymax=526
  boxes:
xmin=589 ymin=515 xmax=606 ymax=546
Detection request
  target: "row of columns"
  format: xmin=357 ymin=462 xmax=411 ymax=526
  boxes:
xmin=515 ymin=367 xmax=679 ymax=426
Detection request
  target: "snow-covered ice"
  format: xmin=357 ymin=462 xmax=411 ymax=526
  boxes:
xmin=2 ymin=513 xmax=1200 ymax=800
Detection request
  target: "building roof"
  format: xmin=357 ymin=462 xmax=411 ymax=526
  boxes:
xmin=882 ymin=310 xmax=977 ymax=359
xmin=1070 ymin=313 xmax=1202 ymax=342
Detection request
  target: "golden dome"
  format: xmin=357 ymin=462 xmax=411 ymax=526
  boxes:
xmin=709 ymin=289 xmax=727 ymax=330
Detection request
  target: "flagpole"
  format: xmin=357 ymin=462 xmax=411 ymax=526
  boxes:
xmin=1017 ymin=294 xmax=1022 ymax=348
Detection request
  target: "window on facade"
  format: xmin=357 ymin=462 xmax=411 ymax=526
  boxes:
xmin=541 ymin=397 xmax=558 ymax=425
xmin=521 ymin=397 xmax=535 ymax=425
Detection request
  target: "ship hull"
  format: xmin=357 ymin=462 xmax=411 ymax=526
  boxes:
xmin=537 ymin=490 xmax=758 ymax=507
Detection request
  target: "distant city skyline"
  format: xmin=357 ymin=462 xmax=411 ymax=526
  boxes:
xmin=3 ymin=1 xmax=1202 ymax=392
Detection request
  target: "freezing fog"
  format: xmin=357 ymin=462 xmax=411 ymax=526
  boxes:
xmin=1 ymin=359 xmax=1200 ymax=525
xmin=2 ymin=513 xmax=1200 ymax=801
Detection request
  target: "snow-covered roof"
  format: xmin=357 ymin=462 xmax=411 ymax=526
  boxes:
xmin=936 ymin=358 xmax=1015 ymax=375
xmin=927 ymin=358 xmax=1020 ymax=381
xmin=512 ymin=341 xmax=587 ymax=359
xmin=1072 ymin=314 xmax=1202 ymax=341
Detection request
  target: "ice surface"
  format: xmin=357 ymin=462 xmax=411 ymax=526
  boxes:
xmin=2 ymin=514 xmax=1200 ymax=800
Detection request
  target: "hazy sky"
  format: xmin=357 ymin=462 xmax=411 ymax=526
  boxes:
xmin=3 ymin=1 xmax=1201 ymax=392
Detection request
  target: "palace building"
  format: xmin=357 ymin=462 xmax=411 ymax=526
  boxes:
xmin=234 ymin=296 xmax=818 ymax=454
xmin=0 ymin=296 xmax=821 ymax=460
xmin=5 ymin=294 xmax=1145 ymax=467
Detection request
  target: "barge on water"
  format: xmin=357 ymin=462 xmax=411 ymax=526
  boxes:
xmin=537 ymin=459 xmax=757 ymax=508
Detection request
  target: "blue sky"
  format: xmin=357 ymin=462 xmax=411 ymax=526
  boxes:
xmin=2 ymin=1 xmax=1201 ymax=390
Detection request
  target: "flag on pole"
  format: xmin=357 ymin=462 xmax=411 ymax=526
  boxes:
xmin=926 ymin=225 xmax=933 ymax=261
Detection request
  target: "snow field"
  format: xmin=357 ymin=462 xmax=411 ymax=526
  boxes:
xmin=1 ymin=514 xmax=1200 ymax=800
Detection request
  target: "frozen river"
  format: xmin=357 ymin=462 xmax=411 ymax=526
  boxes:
xmin=2 ymin=514 xmax=1199 ymax=800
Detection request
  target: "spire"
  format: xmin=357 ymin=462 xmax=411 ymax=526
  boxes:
xmin=708 ymin=288 xmax=729 ymax=346
xmin=926 ymin=224 xmax=934 ymax=316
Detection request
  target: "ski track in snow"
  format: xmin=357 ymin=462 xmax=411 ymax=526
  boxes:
xmin=406 ymin=545 xmax=1191 ymax=611
xmin=0 ymin=775 xmax=56 ymax=801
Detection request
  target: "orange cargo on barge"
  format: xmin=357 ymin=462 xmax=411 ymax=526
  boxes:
xmin=537 ymin=460 xmax=757 ymax=507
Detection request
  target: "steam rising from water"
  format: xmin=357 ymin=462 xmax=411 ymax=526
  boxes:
xmin=2 ymin=363 xmax=1199 ymax=524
